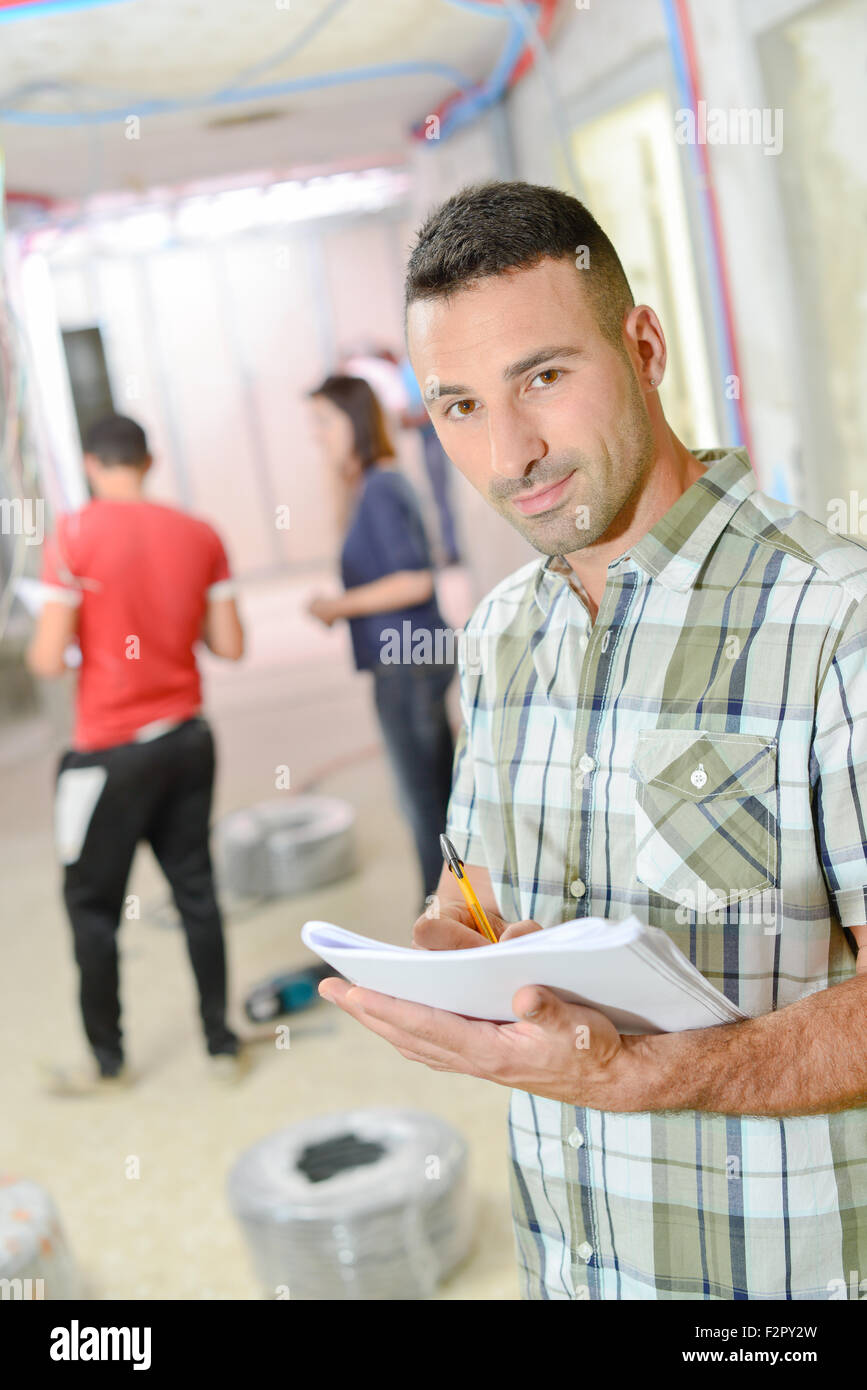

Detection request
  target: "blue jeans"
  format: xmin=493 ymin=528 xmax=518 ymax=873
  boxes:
xmin=372 ymin=661 xmax=456 ymax=902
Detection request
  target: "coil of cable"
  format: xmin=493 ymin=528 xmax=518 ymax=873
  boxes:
xmin=215 ymin=795 xmax=356 ymax=899
xmin=227 ymin=1108 xmax=473 ymax=1299
xmin=0 ymin=1174 xmax=82 ymax=1299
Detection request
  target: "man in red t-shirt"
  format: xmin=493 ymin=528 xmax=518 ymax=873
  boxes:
xmin=27 ymin=414 xmax=247 ymax=1094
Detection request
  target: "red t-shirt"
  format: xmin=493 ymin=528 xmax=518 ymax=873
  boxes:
xmin=40 ymin=499 xmax=234 ymax=752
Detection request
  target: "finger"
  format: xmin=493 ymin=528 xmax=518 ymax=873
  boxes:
xmin=320 ymin=981 xmax=494 ymax=1075
xmin=511 ymin=984 xmax=574 ymax=1026
xmin=341 ymin=1003 xmax=459 ymax=1068
xmin=318 ymin=977 xmax=353 ymax=1005
xmin=344 ymin=986 xmax=490 ymax=1059
xmin=411 ymin=913 xmax=494 ymax=951
xmin=396 ymin=1047 xmax=452 ymax=1070
xmin=510 ymin=987 xmax=612 ymax=1055
xmin=318 ymin=984 xmax=449 ymax=1064
xmin=412 ymin=899 xmax=479 ymax=932
xmin=498 ymin=919 xmax=544 ymax=942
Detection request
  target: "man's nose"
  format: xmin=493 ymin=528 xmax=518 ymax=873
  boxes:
xmin=486 ymin=404 xmax=546 ymax=480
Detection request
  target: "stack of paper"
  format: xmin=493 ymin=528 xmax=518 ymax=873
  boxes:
xmin=301 ymin=915 xmax=747 ymax=1034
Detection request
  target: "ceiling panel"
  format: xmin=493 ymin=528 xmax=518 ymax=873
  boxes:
xmin=0 ymin=0 xmax=512 ymax=200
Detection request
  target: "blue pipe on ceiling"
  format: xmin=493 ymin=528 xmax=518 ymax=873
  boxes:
xmin=0 ymin=0 xmax=133 ymax=21
xmin=419 ymin=0 xmax=532 ymax=142
xmin=0 ymin=0 xmax=527 ymax=142
xmin=0 ymin=59 xmax=479 ymax=124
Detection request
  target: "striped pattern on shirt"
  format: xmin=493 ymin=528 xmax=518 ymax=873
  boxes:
xmin=446 ymin=447 xmax=867 ymax=1300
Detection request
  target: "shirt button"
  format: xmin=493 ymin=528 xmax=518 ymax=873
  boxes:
xmin=569 ymin=878 xmax=586 ymax=899
xmin=567 ymin=1128 xmax=584 ymax=1148
xmin=578 ymin=754 xmax=595 ymax=773
xmin=577 ymin=1241 xmax=593 ymax=1262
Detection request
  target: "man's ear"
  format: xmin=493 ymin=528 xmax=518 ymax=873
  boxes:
xmin=623 ymin=304 xmax=666 ymax=389
xmin=141 ymin=454 xmax=154 ymax=477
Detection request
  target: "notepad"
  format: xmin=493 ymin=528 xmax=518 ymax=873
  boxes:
xmin=301 ymin=915 xmax=748 ymax=1034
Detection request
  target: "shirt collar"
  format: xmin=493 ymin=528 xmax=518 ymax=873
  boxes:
xmin=533 ymin=447 xmax=756 ymax=614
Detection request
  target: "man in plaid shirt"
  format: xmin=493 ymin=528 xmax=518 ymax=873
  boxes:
xmin=320 ymin=182 xmax=867 ymax=1299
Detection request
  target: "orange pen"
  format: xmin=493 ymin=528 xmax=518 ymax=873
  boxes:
xmin=439 ymin=834 xmax=498 ymax=944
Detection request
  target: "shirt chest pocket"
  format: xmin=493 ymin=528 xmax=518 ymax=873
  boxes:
xmin=630 ymin=730 xmax=779 ymax=908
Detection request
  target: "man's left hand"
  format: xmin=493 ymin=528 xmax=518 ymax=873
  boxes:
xmin=318 ymin=978 xmax=640 ymax=1109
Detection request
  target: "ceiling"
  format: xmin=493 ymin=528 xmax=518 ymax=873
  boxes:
xmin=0 ymin=0 xmax=516 ymax=204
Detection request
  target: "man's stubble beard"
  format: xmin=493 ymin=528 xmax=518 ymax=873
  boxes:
xmin=488 ymin=374 xmax=656 ymax=558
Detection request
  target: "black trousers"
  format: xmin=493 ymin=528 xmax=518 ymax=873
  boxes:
xmin=56 ymin=717 xmax=238 ymax=1075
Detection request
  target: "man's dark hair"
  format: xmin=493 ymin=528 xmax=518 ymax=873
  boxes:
xmin=405 ymin=180 xmax=635 ymax=348
xmin=83 ymin=414 xmax=149 ymax=467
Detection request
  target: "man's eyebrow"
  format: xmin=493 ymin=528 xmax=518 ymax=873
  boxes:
xmin=503 ymin=344 xmax=583 ymax=380
xmin=431 ymin=344 xmax=583 ymax=400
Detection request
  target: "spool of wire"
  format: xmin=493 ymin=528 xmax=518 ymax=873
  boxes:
xmin=227 ymin=1109 xmax=473 ymax=1300
xmin=215 ymin=796 xmax=357 ymax=899
xmin=0 ymin=1174 xmax=82 ymax=1299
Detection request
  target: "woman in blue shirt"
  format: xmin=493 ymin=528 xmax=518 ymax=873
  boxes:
xmin=306 ymin=375 xmax=455 ymax=906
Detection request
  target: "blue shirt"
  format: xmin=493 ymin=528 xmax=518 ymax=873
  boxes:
xmin=340 ymin=466 xmax=445 ymax=671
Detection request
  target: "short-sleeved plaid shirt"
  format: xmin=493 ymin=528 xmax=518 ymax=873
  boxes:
xmin=446 ymin=447 xmax=867 ymax=1300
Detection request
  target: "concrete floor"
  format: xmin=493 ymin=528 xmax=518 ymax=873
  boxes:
xmin=0 ymin=569 xmax=520 ymax=1301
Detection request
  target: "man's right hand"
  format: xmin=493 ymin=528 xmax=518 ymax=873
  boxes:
xmin=411 ymin=900 xmax=542 ymax=951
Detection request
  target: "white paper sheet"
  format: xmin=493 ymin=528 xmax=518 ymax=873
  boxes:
xmin=301 ymin=915 xmax=748 ymax=1033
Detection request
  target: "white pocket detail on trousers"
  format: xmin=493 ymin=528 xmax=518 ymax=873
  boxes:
xmin=55 ymin=766 xmax=108 ymax=865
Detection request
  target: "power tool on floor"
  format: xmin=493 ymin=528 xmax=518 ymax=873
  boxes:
xmin=244 ymin=962 xmax=342 ymax=1023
